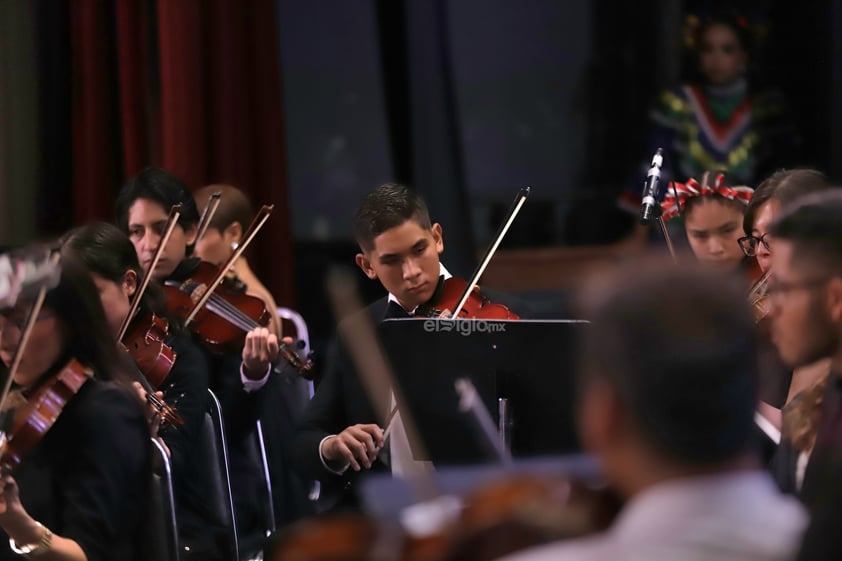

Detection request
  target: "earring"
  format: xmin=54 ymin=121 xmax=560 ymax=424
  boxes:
xmin=231 ymin=242 xmax=239 ymax=251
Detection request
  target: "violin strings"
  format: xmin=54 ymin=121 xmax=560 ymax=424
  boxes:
xmin=203 ymin=294 xmax=298 ymax=353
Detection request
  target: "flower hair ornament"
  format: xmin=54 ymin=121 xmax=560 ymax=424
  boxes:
xmin=661 ymin=172 xmax=754 ymax=220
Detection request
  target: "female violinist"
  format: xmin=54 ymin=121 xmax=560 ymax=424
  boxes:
xmin=115 ymin=167 xmax=281 ymax=557
xmin=738 ymin=169 xmax=835 ymax=495
xmin=0 ymin=256 xmax=149 ymax=561
xmin=192 ymin=184 xmax=284 ymax=338
xmin=60 ymin=222 xmax=232 ymax=561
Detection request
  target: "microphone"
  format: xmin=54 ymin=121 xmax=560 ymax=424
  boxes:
xmin=0 ymin=247 xmax=61 ymax=309
xmin=639 ymin=148 xmax=665 ymax=225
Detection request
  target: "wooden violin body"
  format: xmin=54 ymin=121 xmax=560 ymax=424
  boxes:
xmin=123 ymin=312 xmax=177 ymax=388
xmin=1 ymin=359 xmax=91 ymax=471
xmin=415 ymin=277 xmax=519 ymax=320
xmin=165 ymin=260 xmax=272 ymax=353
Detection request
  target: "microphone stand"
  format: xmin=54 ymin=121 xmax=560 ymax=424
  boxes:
xmin=639 ymin=147 xmax=678 ymax=264
xmin=653 ymin=205 xmax=678 ymax=264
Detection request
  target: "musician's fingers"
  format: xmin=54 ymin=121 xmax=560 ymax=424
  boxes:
xmin=266 ymin=333 xmax=280 ymax=359
xmin=358 ymin=423 xmax=385 ymax=449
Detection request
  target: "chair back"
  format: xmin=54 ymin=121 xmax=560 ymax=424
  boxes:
xmin=147 ymin=437 xmax=181 ymax=561
xmin=205 ymin=388 xmax=240 ymax=561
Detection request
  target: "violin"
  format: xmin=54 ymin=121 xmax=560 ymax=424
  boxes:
xmin=164 ymin=261 xmax=314 ymax=378
xmin=122 ymin=311 xmax=177 ymax=389
xmin=0 ymin=255 xmax=93 ymax=472
xmin=113 ymin=204 xmax=184 ymax=427
xmin=415 ymin=277 xmax=519 ymax=320
xmin=119 ymin=312 xmax=184 ymax=428
xmin=417 ymin=188 xmax=529 ymax=321
xmin=1 ymin=359 xmax=91 ymax=471
xmin=164 ymin=204 xmax=314 ymax=378
xmin=165 ymin=260 xmax=272 ymax=353
xmin=747 ymin=266 xmax=772 ymax=324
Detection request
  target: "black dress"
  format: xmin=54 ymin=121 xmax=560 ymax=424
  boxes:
xmin=0 ymin=375 xmax=150 ymax=561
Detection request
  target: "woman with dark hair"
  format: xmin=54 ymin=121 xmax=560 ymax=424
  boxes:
xmin=61 ymin=222 xmax=227 ymax=561
xmin=737 ymin=169 xmax=837 ymax=497
xmin=0 ymin=255 xmax=149 ymax=561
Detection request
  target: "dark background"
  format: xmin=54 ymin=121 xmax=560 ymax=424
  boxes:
xmin=1 ymin=0 xmax=840 ymax=354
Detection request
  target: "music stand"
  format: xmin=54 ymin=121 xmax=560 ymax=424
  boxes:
xmin=378 ymin=318 xmax=588 ymax=465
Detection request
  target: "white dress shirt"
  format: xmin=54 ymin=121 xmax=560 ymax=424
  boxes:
xmin=496 ymin=471 xmax=807 ymax=561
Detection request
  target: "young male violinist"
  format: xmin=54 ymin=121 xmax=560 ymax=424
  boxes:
xmin=114 ymin=167 xmax=279 ymax=555
xmin=293 ymin=182 xmax=524 ymax=510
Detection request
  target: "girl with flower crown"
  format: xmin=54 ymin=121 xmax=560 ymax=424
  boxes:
xmin=660 ymin=170 xmax=755 ymax=273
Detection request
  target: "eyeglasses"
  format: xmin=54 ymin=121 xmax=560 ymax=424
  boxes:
xmin=738 ymin=232 xmax=773 ymax=257
xmin=765 ymin=277 xmax=830 ymax=300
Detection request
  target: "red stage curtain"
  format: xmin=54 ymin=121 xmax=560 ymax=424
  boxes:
xmin=68 ymin=0 xmax=296 ymax=306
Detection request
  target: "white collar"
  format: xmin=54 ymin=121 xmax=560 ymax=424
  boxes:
xmin=387 ymin=263 xmax=451 ymax=314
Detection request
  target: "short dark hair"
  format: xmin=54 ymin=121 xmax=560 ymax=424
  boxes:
xmin=61 ymin=222 xmax=169 ymax=321
xmin=743 ymin=169 xmax=831 ymax=234
xmin=193 ymin=184 xmax=254 ymax=233
xmin=578 ymin=259 xmax=757 ymax=464
xmin=115 ymin=167 xmax=200 ymax=235
xmin=352 ymin=183 xmax=432 ymax=252
xmin=770 ymin=190 xmax=842 ymax=275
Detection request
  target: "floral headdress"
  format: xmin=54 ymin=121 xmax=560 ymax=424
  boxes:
xmin=661 ymin=172 xmax=753 ymax=221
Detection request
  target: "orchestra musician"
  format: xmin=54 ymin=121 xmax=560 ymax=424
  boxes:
xmin=60 ymin=222 xmax=230 ymax=561
xmin=762 ymin=191 xmax=842 ymax=561
xmin=498 ymin=260 xmax=807 ymax=561
xmin=192 ymin=183 xmax=314 ymax=525
xmin=0 ymin=256 xmax=150 ymax=561
xmin=192 ymin=184 xmax=283 ymax=338
xmin=292 ymin=183 xmax=527 ymax=511
xmin=737 ymin=170 xmax=835 ymax=492
xmin=114 ymin=167 xmax=280 ymax=556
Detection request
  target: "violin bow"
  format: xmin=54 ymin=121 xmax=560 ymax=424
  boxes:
xmin=0 ymin=251 xmax=61 ymax=408
xmin=450 ymin=187 xmax=530 ymax=318
xmin=326 ymin=267 xmax=440 ymax=503
xmin=195 ymin=191 xmax=222 ymax=244
xmin=117 ymin=204 xmax=183 ymax=342
xmin=184 ymin=205 xmax=274 ymax=327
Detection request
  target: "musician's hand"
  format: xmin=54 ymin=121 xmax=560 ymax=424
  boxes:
xmin=323 ymin=424 xmax=384 ymax=471
xmin=242 ymin=327 xmax=280 ymax=380
xmin=132 ymin=382 xmax=164 ymax=431
xmin=0 ymin=474 xmax=39 ymax=545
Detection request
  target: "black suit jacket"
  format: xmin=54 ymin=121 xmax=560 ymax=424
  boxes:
xmin=292 ymin=283 xmax=531 ymax=510
xmin=292 ymin=297 xmax=391 ymax=510
xmin=795 ymin=372 xmax=842 ymax=561
xmin=0 ymin=379 xmax=150 ymax=561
